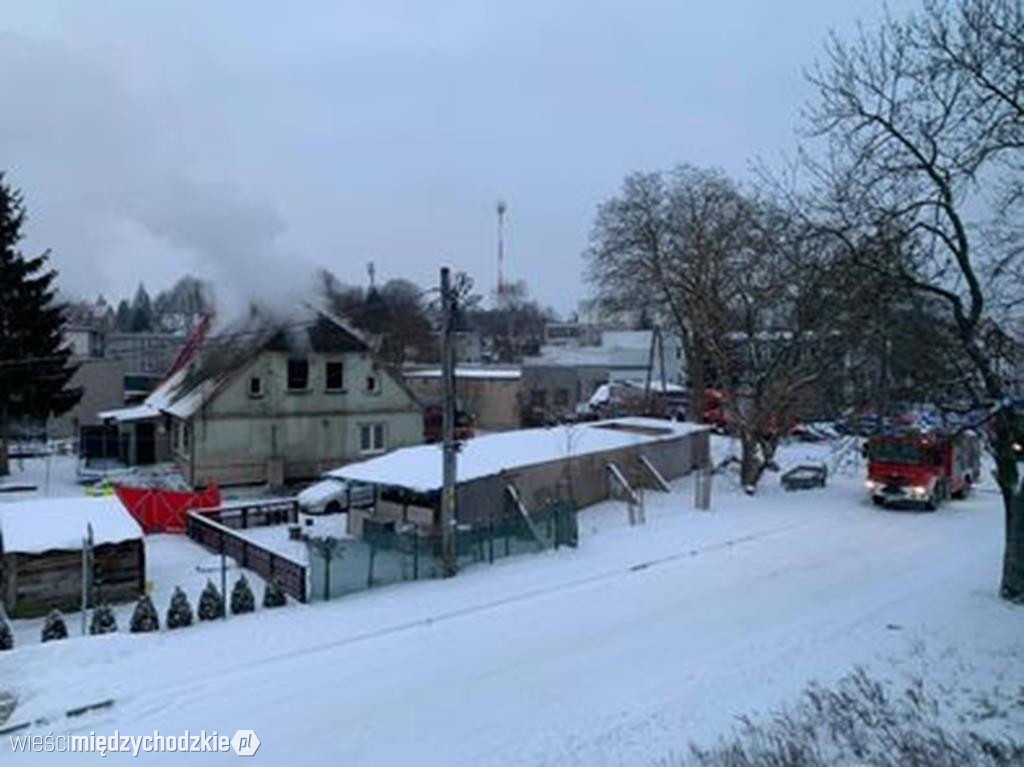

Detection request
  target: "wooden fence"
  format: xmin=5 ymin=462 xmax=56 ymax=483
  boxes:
xmin=185 ymin=499 xmax=307 ymax=603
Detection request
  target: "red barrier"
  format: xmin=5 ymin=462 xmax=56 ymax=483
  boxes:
xmin=114 ymin=484 xmax=221 ymax=534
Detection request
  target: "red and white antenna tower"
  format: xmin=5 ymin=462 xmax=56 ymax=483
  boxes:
xmin=496 ymin=199 xmax=507 ymax=300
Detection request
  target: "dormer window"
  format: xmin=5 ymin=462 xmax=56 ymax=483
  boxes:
xmin=288 ymin=359 xmax=309 ymax=391
xmin=248 ymin=376 xmax=264 ymax=398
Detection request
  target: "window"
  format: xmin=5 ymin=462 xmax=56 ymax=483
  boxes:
xmin=365 ymin=374 xmax=379 ymax=394
xmin=555 ymin=388 xmax=570 ymax=407
xmin=530 ymin=389 xmax=547 ymax=408
xmin=249 ymin=376 xmax=263 ymax=398
xmin=325 ymin=361 xmax=345 ymax=391
xmin=359 ymin=423 xmax=387 ymax=454
xmin=287 ymin=359 xmax=309 ymax=391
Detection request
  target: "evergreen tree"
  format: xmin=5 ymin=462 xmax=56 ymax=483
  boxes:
xmin=41 ymin=609 xmax=68 ymax=642
xmin=230 ymin=575 xmax=255 ymax=615
xmin=166 ymin=586 xmax=194 ymax=629
xmin=0 ymin=174 xmax=81 ymax=475
xmin=129 ymin=283 xmax=154 ymax=333
xmin=89 ymin=604 xmax=118 ymax=635
xmin=197 ymin=580 xmax=225 ymax=621
xmin=114 ymin=299 xmax=132 ymax=332
xmin=129 ymin=594 xmax=160 ymax=633
xmin=0 ymin=614 xmax=12 ymax=651
xmin=262 ymin=578 xmax=287 ymax=608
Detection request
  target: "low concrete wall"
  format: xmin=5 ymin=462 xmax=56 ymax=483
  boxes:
xmin=455 ymin=428 xmax=708 ymax=524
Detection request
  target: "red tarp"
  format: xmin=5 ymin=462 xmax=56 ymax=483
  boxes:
xmin=114 ymin=484 xmax=221 ymax=534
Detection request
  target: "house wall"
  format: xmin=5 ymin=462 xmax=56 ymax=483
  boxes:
xmin=175 ymin=350 xmax=423 ymax=486
xmin=520 ymin=365 xmax=610 ymax=423
xmin=1 ymin=539 xmax=145 ymax=619
xmin=49 ymin=358 xmax=127 ymax=439
xmin=404 ymin=376 xmax=522 ymax=431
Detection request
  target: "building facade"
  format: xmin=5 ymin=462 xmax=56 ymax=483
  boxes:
xmin=402 ymin=366 xmax=522 ymax=432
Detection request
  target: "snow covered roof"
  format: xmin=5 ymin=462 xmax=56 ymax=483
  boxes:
xmin=99 ymin=368 xmax=189 ymax=422
xmin=329 ymin=417 xmax=708 ymax=493
xmin=98 ymin=403 xmax=160 ymax=423
xmin=404 ymin=367 xmax=522 ymax=381
xmin=0 ymin=497 xmax=143 ymax=555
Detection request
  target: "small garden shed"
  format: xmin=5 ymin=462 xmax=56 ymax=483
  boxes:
xmin=0 ymin=497 xmax=145 ymax=618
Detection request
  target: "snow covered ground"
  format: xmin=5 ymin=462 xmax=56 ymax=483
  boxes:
xmin=0 ymin=454 xmax=82 ymax=502
xmin=1 ymin=437 xmax=1022 ymax=764
xmin=234 ymin=512 xmax=348 ymax=563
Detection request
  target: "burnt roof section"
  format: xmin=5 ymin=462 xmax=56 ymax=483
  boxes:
xmin=174 ymin=308 xmax=370 ymax=404
xmin=264 ymin=314 xmax=368 ymax=354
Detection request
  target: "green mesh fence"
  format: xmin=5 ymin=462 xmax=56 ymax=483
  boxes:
xmin=307 ymin=502 xmax=578 ymax=602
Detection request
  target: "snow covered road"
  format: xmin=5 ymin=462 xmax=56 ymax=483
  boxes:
xmin=3 ymin=465 xmax=1021 ymax=765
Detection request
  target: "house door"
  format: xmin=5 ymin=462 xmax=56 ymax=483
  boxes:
xmin=136 ymin=422 xmax=157 ymax=465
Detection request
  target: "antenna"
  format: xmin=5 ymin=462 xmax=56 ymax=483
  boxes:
xmin=496 ymin=199 xmax=507 ymax=301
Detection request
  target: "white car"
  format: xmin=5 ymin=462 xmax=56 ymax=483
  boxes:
xmin=297 ymin=476 xmax=375 ymax=515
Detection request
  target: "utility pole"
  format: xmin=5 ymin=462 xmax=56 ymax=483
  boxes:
xmin=496 ymin=200 xmax=507 ymax=302
xmin=440 ymin=267 xmax=458 ymax=577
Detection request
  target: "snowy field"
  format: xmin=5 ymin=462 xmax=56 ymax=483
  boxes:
xmin=1 ymin=437 xmax=1022 ymax=764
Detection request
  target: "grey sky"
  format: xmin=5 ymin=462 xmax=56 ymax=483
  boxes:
xmin=0 ymin=1 xmax=905 ymax=316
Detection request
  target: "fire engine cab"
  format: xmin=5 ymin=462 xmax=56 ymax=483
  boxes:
xmin=865 ymin=429 xmax=981 ymax=510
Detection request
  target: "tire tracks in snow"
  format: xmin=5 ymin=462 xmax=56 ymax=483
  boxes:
xmin=110 ymin=515 xmax=830 ymax=726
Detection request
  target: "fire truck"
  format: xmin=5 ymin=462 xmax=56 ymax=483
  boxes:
xmin=865 ymin=429 xmax=981 ymax=510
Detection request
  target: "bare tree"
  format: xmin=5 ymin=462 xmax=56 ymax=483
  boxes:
xmin=802 ymin=0 xmax=1024 ymax=601
xmin=705 ymin=203 xmax=845 ymax=491
xmin=586 ymin=166 xmax=752 ymax=423
xmin=587 ymin=168 xmax=843 ymax=492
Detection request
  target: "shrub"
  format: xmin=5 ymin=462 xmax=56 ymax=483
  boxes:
xmin=679 ymin=667 xmax=1024 ymax=767
xmin=0 ymin=615 xmax=13 ymax=651
xmin=166 ymin=587 xmax=194 ymax=629
xmin=263 ymin=577 xmax=286 ymax=608
xmin=129 ymin=594 xmax=160 ymax=633
xmin=231 ymin=576 xmax=255 ymax=615
xmin=89 ymin=604 xmax=117 ymax=635
xmin=197 ymin=581 xmax=225 ymax=622
xmin=41 ymin=610 xmax=68 ymax=642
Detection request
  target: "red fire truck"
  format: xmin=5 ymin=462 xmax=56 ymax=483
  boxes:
xmin=865 ymin=429 xmax=981 ymax=510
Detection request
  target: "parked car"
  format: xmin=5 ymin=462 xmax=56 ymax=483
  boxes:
xmin=297 ymin=476 xmax=375 ymax=515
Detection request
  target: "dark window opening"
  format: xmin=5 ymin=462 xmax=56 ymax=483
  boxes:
xmin=288 ymin=359 xmax=309 ymax=391
xmin=326 ymin=361 xmax=344 ymax=391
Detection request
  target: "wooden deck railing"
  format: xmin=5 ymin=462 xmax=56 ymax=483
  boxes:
xmin=185 ymin=499 xmax=307 ymax=603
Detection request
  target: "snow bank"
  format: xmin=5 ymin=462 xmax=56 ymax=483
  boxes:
xmin=0 ymin=496 xmax=143 ymax=554
xmin=331 ymin=417 xmax=708 ymax=492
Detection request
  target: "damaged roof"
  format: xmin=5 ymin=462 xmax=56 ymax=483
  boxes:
xmin=103 ymin=307 xmax=373 ymax=421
